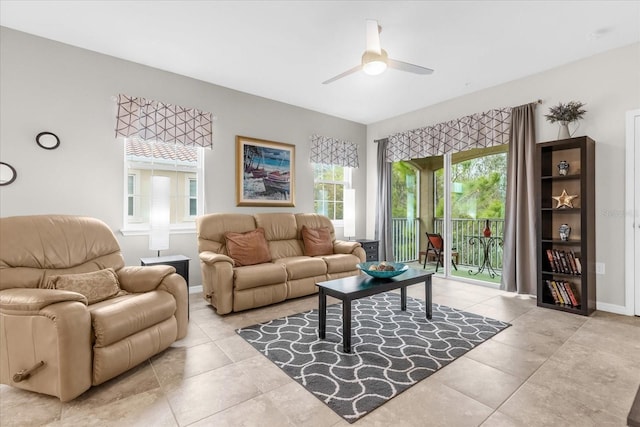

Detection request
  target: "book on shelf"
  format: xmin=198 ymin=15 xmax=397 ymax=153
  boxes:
xmin=545 ymin=280 xmax=560 ymax=304
xmin=563 ymin=281 xmax=580 ymax=306
xmin=574 ymin=256 xmax=582 ymax=274
xmin=545 ymin=280 xmax=580 ymax=307
xmin=567 ymin=251 xmax=577 ymax=275
xmin=557 ymin=279 xmax=571 ymax=304
xmin=546 ymin=249 xmax=557 ymax=272
xmin=546 ymin=249 xmax=581 ymax=275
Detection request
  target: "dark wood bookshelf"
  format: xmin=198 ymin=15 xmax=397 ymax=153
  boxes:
xmin=536 ymin=136 xmax=596 ymax=316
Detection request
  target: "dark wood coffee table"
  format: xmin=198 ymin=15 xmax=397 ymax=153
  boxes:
xmin=316 ymin=268 xmax=433 ymax=353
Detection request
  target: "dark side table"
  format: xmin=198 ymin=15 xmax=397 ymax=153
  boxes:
xmin=140 ymin=255 xmax=190 ymax=317
xmin=356 ymin=239 xmax=379 ymax=262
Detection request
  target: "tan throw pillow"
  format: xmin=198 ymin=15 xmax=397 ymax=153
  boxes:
xmin=46 ymin=268 xmax=126 ymax=304
xmin=301 ymin=225 xmax=333 ymax=256
xmin=225 ymin=228 xmax=272 ymax=266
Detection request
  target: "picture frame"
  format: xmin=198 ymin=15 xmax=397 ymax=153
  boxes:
xmin=236 ymin=135 xmax=295 ymax=207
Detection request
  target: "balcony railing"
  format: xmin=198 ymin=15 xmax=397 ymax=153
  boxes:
xmin=391 ymin=217 xmax=505 ymax=270
xmin=391 ymin=218 xmax=420 ymax=263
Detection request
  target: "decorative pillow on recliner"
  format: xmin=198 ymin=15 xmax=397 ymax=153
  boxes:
xmin=224 ymin=228 xmax=272 ymax=266
xmin=301 ymin=225 xmax=333 ymax=256
xmin=44 ymin=268 xmax=127 ymax=304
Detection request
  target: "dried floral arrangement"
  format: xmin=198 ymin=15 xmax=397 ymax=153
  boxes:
xmin=545 ymin=101 xmax=587 ymax=123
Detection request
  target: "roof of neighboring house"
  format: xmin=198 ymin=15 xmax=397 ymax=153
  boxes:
xmin=126 ymin=139 xmax=198 ymax=163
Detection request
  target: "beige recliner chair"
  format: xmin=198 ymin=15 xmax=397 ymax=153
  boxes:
xmin=0 ymin=215 xmax=188 ymax=401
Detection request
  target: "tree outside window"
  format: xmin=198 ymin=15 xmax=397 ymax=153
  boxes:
xmin=313 ymin=164 xmax=351 ymax=222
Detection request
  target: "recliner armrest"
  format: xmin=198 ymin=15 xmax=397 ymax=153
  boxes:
xmin=117 ymin=266 xmax=188 ymax=339
xmin=117 ymin=265 xmax=175 ymax=293
xmin=0 ymin=288 xmax=87 ymax=315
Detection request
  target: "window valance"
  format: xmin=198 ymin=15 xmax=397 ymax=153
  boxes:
xmin=309 ymin=135 xmax=359 ymax=168
xmin=115 ymin=94 xmax=213 ymax=148
xmin=385 ymin=107 xmax=512 ymax=162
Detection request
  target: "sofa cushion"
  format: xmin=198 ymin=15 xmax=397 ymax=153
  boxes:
xmin=255 ymin=213 xmax=297 ymax=241
xmin=275 ymin=256 xmax=328 ymax=280
xmin=321 ymin=254 xmax=361 ymax=274
xmin=233 ymin=263 xmax=287 ymax=291
xmin=301 ymin=226 xmax=333 ymax=256
xmin=225 ymin=228 xmax=272 ymax=266
xmin=89 ymin=290 xmax=176 ymax=347
xmin=44 ymin=268 xmax=127 ymax=304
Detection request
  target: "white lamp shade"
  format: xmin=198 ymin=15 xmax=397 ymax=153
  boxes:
xmin=149 ymin=175 xmax=170 ymax=251
xmin=344 ymin=188 xmax=356 ymax=239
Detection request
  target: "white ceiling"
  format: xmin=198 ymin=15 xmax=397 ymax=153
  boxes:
xmin=1 ymin=1 xmax=639 ymax=124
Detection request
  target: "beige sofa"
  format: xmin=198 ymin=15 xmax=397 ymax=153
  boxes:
xmin=0 ymin=215 xmax=188 ymax=401
xmin=196 ymin=212 xmax=366 ymax=314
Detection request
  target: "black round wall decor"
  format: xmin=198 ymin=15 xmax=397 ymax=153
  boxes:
xmin=36 ymin=132 xmax=60 ymax=150
xmin=0 ymin=162 xmax=17 ymax=186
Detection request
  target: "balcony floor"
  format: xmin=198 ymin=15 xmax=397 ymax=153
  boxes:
xmin=406 ymin=261 xmax=502 ymax=285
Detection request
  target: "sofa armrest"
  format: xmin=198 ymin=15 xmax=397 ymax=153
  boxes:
xmin=333 ymin=240 xmax=366 ymax=262
xmin=0 ymin=288 xmax=87 ymax=315
xmin=199 ymin=251 xmax=234 ymax=266
xmin=198 ymin=251 xmax=234 ymax=314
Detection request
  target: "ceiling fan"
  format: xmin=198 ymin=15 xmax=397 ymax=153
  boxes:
xmin=322 ymin=19 xmax=434 ymax=85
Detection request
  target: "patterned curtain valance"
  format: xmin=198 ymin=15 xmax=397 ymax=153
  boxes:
xmin=309 ymin=134 xmax=359 ymax=168
xmin=115 ymin=94 xmax=213 ymax=148
xmin=385 ymin=107 xmax=512 ymax=162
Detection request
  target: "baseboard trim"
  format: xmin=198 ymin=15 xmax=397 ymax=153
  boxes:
xmin=596 ymin=301 xmax=631 ymax=316
xmin=189 ymin=285 xmax=203 ymax=294
xmin=185 ymin=285 xmax=631 ymax=314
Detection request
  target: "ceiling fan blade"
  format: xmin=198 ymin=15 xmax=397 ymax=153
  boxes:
xmin=388 ymin=58 xmax=434 ymax=75
xmin=322 ymin=64 xmax=362 ymax=85
xmin=365 ymin=19 xmax=381 ymax=54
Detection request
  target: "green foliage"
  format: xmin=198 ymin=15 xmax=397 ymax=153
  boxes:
xmin=313 ymin=164 xmax=345 ymax=220
xmin=434 ymin=153 xmax=507 ymax=219
xmin=545 ymin=101 xmax=587 ymax=123
xmin=392 ymin=162 xmax=418 ymax=218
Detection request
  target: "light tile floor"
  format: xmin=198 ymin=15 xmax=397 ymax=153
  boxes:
xmin=1 ymin=277 xmax=639 ymax=426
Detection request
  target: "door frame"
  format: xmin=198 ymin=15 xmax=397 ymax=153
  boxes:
xmin=624 ymin=109 xmax=640 ymax=316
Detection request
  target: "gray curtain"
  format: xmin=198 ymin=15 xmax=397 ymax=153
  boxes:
xmin=501 ymin=103 xmax=537 ymax=294
xmin=375 ymin=139 xmax=394 ymax=262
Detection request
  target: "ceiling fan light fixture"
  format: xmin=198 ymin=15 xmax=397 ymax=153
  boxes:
xmin=363 ymin=60 xmax=387 ymax=75
xmin=361 ymin=49 xmax=388 ymax=76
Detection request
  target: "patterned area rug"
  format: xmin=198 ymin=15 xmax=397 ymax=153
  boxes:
xmin=237 ymin=292 xmax=510 ymax=423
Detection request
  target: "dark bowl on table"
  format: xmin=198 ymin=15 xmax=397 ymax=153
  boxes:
xmin=357 ymin=262 xmax=409 ymax=278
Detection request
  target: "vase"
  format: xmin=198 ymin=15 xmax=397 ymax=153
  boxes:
xmin=558 ymin=122 xmax=571 ymax=139
xmin=557 ymin=160 xmax=569 ymax=176
xmin=483 ymin=220 xmax=492 ymax=237
xmin=559 ymin=224 xmax=571 ymax=241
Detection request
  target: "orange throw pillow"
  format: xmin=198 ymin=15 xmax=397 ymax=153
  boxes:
xmin=301 ymin=225 xmax=333 ymax=256
xmin=225 ymin=228 xmax=272 ymax=266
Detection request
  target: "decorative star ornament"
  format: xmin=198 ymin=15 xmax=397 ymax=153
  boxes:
xmin=552 ymin=189 xmax=578 ymax=208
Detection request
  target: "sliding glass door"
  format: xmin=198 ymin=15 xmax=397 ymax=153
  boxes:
xmin=432 ymin=146 xmax=507 ymax=284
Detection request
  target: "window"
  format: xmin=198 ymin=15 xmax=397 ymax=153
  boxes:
xmin=123 ymin=139 xmax=203 ymax=233
xmin=187 ymin=178 xmax=197 ymax=217
xmin=127 ymin=173 xmax=140 ymax=219
xmin=313 ymin=164 xmax=352 ymax=222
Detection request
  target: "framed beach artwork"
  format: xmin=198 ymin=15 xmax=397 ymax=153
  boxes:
xmin=236 ymin=136 xmax=295 ymax=207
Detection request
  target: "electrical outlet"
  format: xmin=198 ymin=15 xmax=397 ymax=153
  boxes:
xmin=595 ymin=262 xmax=605 ymax=275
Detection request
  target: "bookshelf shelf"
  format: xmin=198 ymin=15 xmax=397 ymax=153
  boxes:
xmin=536 ymin=136 xmax=596 ymax=316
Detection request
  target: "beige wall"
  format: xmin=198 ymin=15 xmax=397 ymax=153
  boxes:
xmin=0 ymin=27 xmax=367 ymax=288
xmin=367 ymin=42 xmax=640 ymax=312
